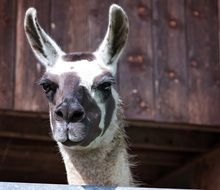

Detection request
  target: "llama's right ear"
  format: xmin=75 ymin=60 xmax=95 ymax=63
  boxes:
xmin=96 ymin=4 xmax=129 ymax=75
xmin=24 ymin=8 xmax=64 ymax=68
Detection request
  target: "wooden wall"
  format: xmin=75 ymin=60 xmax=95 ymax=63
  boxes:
xmin=0 ymin=1 xmax=220 ymax=189
xmin=0 ymin=0 xmax=220 ymax=126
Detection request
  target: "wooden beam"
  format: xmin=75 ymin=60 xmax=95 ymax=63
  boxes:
xmin=1 ymin=110 xmax=220 ymax=133
xmin=0 ymin=114 xmax=50 ymax=141
xmin=127 ymin=120 xmax=220 ymax=133
xmin=131 ymin=143 xmax=208 ymax=153
xmin=0 ymin=113 xmax=219 ymax=154
xmin=154 ymin=146 xmax=220 ymax=189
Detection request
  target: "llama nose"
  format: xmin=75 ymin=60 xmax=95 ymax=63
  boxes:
xmin=55 ymin=103 xmax=85 ymax=123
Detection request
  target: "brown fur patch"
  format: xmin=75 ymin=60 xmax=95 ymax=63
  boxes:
xmin=93 ymin=71 xmax=114 ymax=87
xmin=62 ymin=52 xmax=96 ymax=62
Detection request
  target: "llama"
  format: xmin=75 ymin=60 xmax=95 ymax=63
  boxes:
xmin=24 ymin=4 xmax=133 ymax=186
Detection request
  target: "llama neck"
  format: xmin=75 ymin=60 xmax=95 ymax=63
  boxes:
xmin=59 ymin=131 xmax=133 ymax=186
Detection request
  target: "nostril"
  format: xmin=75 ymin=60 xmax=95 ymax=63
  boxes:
xmin=72 ymin=110 xmax=85 ymax=121
xmin=55 ymin=104 xmax=84 ymax=123
xmin=55 ymin=110 xmax=63 ymax=118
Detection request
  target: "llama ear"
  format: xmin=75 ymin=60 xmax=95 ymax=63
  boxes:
xmin=96 ymin=4 xmax=129 ymax=75
xmin=24 ymin=8 xmax=64 ymax=68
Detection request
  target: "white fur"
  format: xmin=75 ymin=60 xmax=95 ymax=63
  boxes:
xmin=48 ymin=57 xmax=108 ymax=87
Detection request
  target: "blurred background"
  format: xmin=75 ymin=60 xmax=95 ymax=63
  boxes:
xmin=0 ymin=0 xmax=220 ymax=189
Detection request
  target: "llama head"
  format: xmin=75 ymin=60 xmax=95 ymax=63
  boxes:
xmin=24 ymin=4 xmax=128 ymax=149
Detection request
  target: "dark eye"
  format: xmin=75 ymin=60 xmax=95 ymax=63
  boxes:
xmin=42 ymin=83 xmax=52 ymax=93
xmin=40 ymin=82 xmax=58 ymax=101
xmin=97 ymin=82 xmax=112 ymax=92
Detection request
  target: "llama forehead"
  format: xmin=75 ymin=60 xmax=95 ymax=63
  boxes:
xmin=47 ymin=57 xmax=110 ymax=87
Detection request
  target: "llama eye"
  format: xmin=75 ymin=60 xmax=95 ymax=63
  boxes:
xmin=40 ymin=82 xmax=57 ymax=93
xmin=97 ymin=82 xmax=112 ymax=92
xmin=40 ymin=82 xmax=58 ymax=102
xmin=42 ymin=83 xmax=52 ymax=93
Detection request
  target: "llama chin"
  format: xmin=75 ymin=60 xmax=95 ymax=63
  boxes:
xmin=24 ymin=4 xmax=133 ymax=186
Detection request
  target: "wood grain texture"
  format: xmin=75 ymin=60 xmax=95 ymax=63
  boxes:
xmin=88 ymin=0 xmax=121 ymax=51
xmin=154 ymin=147 xmax=220 ymax=189
xmin=127 ymin=125 xmax=218 ymax=153
xmin=0 ymin=138 xmax=65 ymax=184
xmin=1 ymin=0 xmax=220 ymax=125
xmin=119 ymin=0 xmax=155 ymax=120
xmin=152 ymin=0 xmax=188 ymax=122
xmin=0 ymin=113 xmax=220 ymax=187
xmin=186 ymin=0 xmax=220 ymax=125
xmin=0 ymin=0 xmax=16 ymax=109
xmin=14 ymin=0 xmax=50 ymax=112
xmin=51 ymin=0 xmax=89 ymax=52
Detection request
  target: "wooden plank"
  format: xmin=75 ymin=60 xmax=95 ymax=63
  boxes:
xmin=88 ymin=0 xmax=121 ymax=51
xmin=127 ymin=120 xmax=220 ymax=133
xmin=132 ymin=165 xmax=177 ymax=186
xmin=51 ymin=0 xmax=88 ymax=52
xmin=0 ymin=140 xmax=59 ymax=170
xmin=132 ymin=150 xmax=194 ymax=167
xmin=0 ymin=0 xmax=16 ymax=110
xmin=131 ymin=143 xmax=207 ymax=153
xmin=0 ymin=170 xmax=65 ymax=184
xmin=0 ymin=114 xmax=50 ymax=141
xmin=1 ymin=113 xmax=219 ymax=154
xmin=0 ymin=137 xmax=65 ymax=183
xmin=154 ymin=147 xmax=220 ymax=189
xmin=219 ymin=0 xmax=220 ymax=72
xmin=127 ymin=126 xmax=220 ymax=153
xmin=14 ymin=0 xmax=50 ymax=112
xmin=119 ymin=0 xmax=155 ymax=120
xmin=186 ymin=0 xmax=220 ymax=125
xmin=152 ymin=0 xmax=188 ymax=123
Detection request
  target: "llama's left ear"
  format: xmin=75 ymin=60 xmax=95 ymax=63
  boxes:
xmin=96 ymin=4 xmax=129 ymax=75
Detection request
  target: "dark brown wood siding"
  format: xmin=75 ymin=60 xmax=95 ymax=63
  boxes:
xmin=0 ymin=0 xmax=16 ymax=109
xmin=0 ymin=0 xmax=220 ymax=126
xmin=14 ymin=0 xmax=50 ymax=112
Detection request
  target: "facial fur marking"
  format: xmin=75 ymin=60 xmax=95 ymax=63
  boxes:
xmin=93 ymin=71 xmax=116 ymax=135
xmin=103 ymin=92 xmax=115 ymax=135
xmin=62 ymin=52 xmax=96 ymax=62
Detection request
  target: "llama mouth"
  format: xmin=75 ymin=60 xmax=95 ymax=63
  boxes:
xmin=59 ymin=122 xmax=89 ymax=147
xmin=55 ymin=116 xmax=101 ymax=147
xmin=61 ymin=139 xmax=81 ymax=147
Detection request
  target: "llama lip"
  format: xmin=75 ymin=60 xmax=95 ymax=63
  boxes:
xmin=62 ymin=139 xmax=80 ymax=147
xmin=66 ymin=122 xmax=88 ymax=143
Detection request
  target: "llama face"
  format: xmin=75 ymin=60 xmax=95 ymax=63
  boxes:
xmin=24 ymin=5 xmax=128 ymax=148
xmin=39 ymin=54 xmax=118 ymax=147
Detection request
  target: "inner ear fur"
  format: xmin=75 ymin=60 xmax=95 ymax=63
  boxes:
xmin=96 ymin=4 xmax=129 ymax=67
xmin=24 ymin=7 xmax=64 ymax=68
